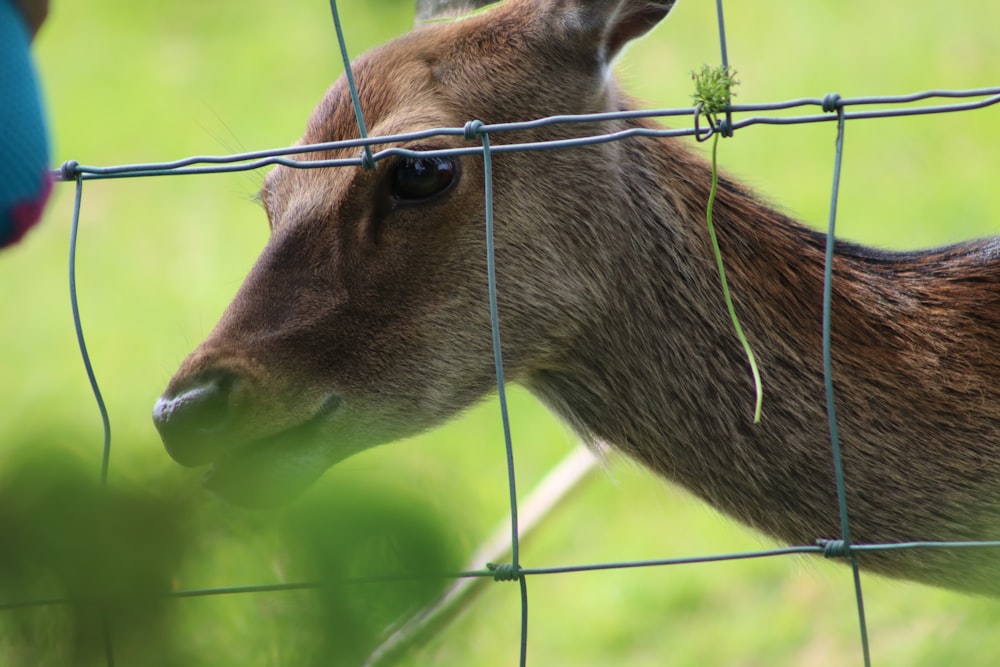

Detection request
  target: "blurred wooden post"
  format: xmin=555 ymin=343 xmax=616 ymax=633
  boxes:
xmin=416 ymin=0 xmax=495 ymax=21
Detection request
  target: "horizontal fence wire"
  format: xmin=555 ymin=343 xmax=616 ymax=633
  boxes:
xmin=51 ymin=88 xmax=1000 ymax=182
xmin=6 ymin=537 xmax=1000 ymax=611
xmin=10 ymin=0 xmax=1000 ymax=665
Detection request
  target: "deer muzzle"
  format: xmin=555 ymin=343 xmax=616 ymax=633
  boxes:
xmin=152 ymin=369 xmax=345 ymax=506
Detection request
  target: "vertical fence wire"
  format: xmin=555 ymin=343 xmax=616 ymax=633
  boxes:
xmin=67 ymin=164 xmax=117 ymax=667
xmin=820 ymin=95 xmax=872 ymax=667
xmin=14 ymin=1 xmax=1000 ymax=665
xmin=713 ymin=0 xmax=733 ymax=133
xmin=328 ymin=0 xmax=375 ymax=169
xmin=473 ymin=122 xmax=530 ymax=667
xmin=67 ymin=170 xmax=111 ymax=487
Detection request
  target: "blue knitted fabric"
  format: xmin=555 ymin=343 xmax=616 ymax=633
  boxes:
xmin=0 ymin=0 xmax=51 ymax=248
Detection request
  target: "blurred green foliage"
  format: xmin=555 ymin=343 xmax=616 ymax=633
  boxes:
xmin=1 ymin=0 xmax=999 ymax=665
xmin=0 ymin=447 xmax=187 ymax=667
xmin=281 ymin=479 xmax=463 ymax=666
xmin=0 ymin=446 xmax=461 ymax=667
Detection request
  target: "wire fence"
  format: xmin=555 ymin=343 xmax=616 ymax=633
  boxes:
xmin=6 ymin=0 xmax=1000 ymax=665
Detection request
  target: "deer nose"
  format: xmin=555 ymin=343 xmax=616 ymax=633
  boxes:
xmin=152 ymin=372 xmax=236 ymax=467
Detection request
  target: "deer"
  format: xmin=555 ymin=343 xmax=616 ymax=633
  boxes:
xmin=152 ymin=0 xmax=1000 ymax=596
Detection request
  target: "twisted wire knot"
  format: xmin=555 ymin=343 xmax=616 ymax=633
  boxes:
xmin=717 ymin=116 xmax=734 ymax=138
xmin=463 ymin=119 xmax=485 ymax=141
xmin=359 ymin=147 xmax=377 ymax=171
xmin=487 ymin=562 xmax=521 ymax=582
xmin=822 ymin=93 xmax=842 ymax=113
xmin=60 ymin=160 xmax=80 ymax=181
xmin=817 ymin=538 xmax=851 ymax=559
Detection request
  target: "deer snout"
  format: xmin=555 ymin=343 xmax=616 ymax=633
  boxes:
xmin=153 ymin=371 xmax=237 ymax=467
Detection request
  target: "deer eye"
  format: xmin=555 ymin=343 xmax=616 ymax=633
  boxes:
xmin=391 ymin=156 xmax=458 ymax=203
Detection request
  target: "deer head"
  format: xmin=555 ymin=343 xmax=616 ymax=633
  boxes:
xmin=152 ymin=0 xmax=680 ymax=506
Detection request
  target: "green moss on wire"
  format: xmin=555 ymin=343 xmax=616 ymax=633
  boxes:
xmin=692 ymin=65 xmax=763 ymax=423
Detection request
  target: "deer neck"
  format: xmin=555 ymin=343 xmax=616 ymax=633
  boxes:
xmin=523 ymin=120 xmax=1000 ymax=564
xmin=524 ymin=127 xmax=827 ymax=517
xmin=527 ymin=118 xmax=936 ymax=542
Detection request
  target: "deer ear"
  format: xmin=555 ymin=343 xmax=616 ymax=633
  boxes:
xmin=566 ymin=0 xmax=677 ymax=62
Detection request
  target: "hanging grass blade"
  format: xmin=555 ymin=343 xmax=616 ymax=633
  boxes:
xmin=692 ymin=65 xmax=762 ymax=423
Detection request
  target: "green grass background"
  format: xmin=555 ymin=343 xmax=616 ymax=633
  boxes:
xmin=2 ymin=0 xmax=1000 ymax=664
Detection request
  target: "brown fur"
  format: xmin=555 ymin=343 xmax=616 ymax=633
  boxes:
xmin=154 ymin=0 xmax=1000 ymax=594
